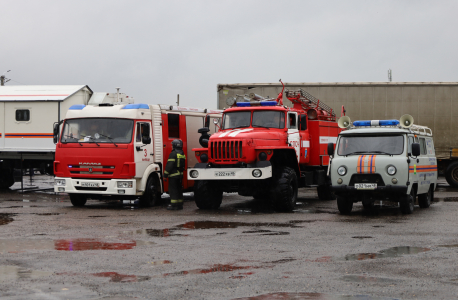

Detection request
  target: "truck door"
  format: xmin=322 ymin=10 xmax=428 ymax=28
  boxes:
xmin=134 ymin=121 xmax=154 ymax=178
xmin=299 ymin=114 xmax=310 ymax=164
xmin=287 ymin=112 xmax=300 ymax=161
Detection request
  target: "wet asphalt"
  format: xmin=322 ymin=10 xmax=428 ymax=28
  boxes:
xmin=0 ymin=175 xmax=457 ymax=299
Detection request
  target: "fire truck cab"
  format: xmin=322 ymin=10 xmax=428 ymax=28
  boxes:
xmin=188 ymin=86 xmax=340 ymax=211
xmin=53 ymin=103 xmax=221 ymax=207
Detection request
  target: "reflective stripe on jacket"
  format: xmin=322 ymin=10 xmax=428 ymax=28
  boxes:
xmin=164 ymin=149 xmax=186 ymax=177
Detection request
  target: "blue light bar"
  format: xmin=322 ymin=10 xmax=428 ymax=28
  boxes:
xmin=69 ymin=104 xmax=86 ymax=110
xmin=353 ymin=119 xmax=400 ymax=127
xmin=236 ymin=102 xmax=251 ymax=107
xmin=260 ymin=101 xmax=277 ymax=106
xmin=353 ymin=120 xmax=371 ymax=126
xmin=379 ymin=119 xmax=399 ymax=126
xmin=122 ymin=104 xmax=149 ymax=109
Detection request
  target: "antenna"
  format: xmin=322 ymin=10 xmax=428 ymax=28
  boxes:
xmin=388 ymin=69 xmax=392 ymax=82
xmin=1 ymin=70 xmax=11 ymax=86
xmin=116 ymin=87 xmax=120 ymax=103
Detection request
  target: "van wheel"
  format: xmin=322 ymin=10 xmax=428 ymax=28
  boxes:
xmin=139 ymin=176 xmax=161 ymax=207
xmin=445 ymin=161 xmax=458 ymax=187
xmin=194 ymin=180 xmax=223 ymax=209
xmin=400 ymin=188 xmax=415 ymax=214
xmin=418 ymin=186 xmax=432 ymax=208
xmin=317 ymin=184 xmax=336 ymax=200
xmin=270 ymin=167 xmax=298 ymax=212
xmin=70 ymin=194 xmax=87 ymax=207
xmin=337 ymin=196 xmax=353 ymax=214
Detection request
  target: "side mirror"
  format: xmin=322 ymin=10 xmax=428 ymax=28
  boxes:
xmin=205 ymin=115 xmax=210 ymax=128
xmin=142 ymin=136 xmax=151 ymax=145
xmin=300 ymin=115 xmax=307 ymax=130
xmin=411 ymin=143 xmax=421 ymax=157
xmin=327 ymin=142 xmax=334 ymax=156
xmin=213 ymin=118 xmax=219 ymax=125
xmin=53 ymin=123 xmax=59 ymax=144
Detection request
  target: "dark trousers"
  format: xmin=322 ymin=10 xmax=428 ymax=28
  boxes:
xmin=169 ymin=177 xmax=183 ymax=206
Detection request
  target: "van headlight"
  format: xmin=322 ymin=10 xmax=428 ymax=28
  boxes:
xmin=55 ymin=179 xmax=66 ymax=186
xmin=337 ymin=166 xmax=347 ymax=176
xmin=387 ymin=165 xmax=397 ymax=175
xmin=190 ymin=170 xmax=199 ymax=178
xmin=117 ymin=181 xmax=133 ymax=188
xmin=252 ymin=169 xmax=262 ymax=178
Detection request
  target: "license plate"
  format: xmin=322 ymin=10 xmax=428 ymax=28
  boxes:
xmin=355 ymin=183 xmax=377 ymax=189
xmin=81 ymin=182 xmax=100 ymax=188
xmin=214 ymin=171 xmax=236 ymax=177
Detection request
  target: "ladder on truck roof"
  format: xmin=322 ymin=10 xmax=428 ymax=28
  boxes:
xmin=285 ymin=89 xmax=336 ymax=121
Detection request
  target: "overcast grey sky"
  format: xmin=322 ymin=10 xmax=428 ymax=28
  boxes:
xmin=1 ymin=0 xmax=457 ymax=108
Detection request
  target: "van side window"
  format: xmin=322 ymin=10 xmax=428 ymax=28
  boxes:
xmin=419 ymin=138 xmax=427 ymax=155
xmin=426 ymin=138 xmax=435 ymax=155
xmin=16 ymin=109 xmax=30 ymax=121
xmin=168 ymin=114 xmax=180 ymax=138
xmin=288 ymin=113 xmax=297 ymax=129
xmin=408 ymin=136 xmax=414 ymax=154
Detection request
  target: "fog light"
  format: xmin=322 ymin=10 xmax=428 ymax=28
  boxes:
xmin=118 ymin=190 xmax=125 ymax=194
xmin=58 ymin=187 xmax=65 ymax=192
xmin=337 ymin=178 xmax=343 ymax=184
xmin=392 ymin=178 xmax=398 ymax=184
xmin=55 ymin=179 xmax=66 ymax=186
xmin=190 ymin=170 xmax=199 ymax=178
xmin=117 ymin=181 xmax=133 ymax=188
xmin=200 ymin=154 xmax=208 ymax=163
xmin=252 ymin=169 xmax=262 ymax=178
xmin=258 ymin=152 xmax=267 ymax=161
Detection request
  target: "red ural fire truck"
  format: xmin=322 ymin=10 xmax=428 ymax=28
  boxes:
xmin=188 ymin=83 xmax=341 ymax=211
xmin=53 ymin=103 xmax=221 ymax=207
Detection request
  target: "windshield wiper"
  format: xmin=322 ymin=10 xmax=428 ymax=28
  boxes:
xmin=80 ymin=134 xmax=100 ymax=146
xmin=99 ymin=134 xmax=118 ymax=147
xmin=345 ymin=151 xmax=393 ymax=156
xmin=63 ymin=134 xmax=82 ymax=146
xmin=252 ymin=125 xmax=270 ymax=129
xmin=369 ymin=151 xmax=392 ymax=155
xmin=344 ymin=151 xmax=368 ymax=156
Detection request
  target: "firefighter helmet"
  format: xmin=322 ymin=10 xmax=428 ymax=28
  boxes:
xmin=172 ymin=139 xmax=183 ymax=150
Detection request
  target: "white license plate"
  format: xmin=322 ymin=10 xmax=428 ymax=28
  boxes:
xmin=81 ymin=182 xmax=100 ymax=188
xmin=355 ymin=183 xmax=377 ymax=189
xmin=214 ymin=171 xmax=236 ymax=177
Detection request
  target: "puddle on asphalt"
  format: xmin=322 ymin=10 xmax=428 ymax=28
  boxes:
xmin=0 ymin=214 xmax=15 ymax=225
xmin=438 ymin=244 xmax=458 ymax=248
xmin=340 ymin=274 xmax=399 ymax=284
xmin=58 ymin=271 xmax=150 ymax=282
xmin=149 ymin=260 xmax=173 ymax=265
xmin=34 ymin=213 xmax=60 ymax=216
xmin=232 ymin=292 xmax=400 ymax=300
xmin=0 ymin=238 xmax=154 ymax=252
xmin=88 ymin=216 xmax=107 ymax=218
xmin=438 ymin=197 xmax=458 ymax=202
xmin=352 ymin=236 xmax=373 ymax=239
xmin=0 ymin=265 xmax=51 ymax=282
xmin=163 ymin=263 xmax=260 ymax=277
xmin=343 ymin=246 xmax=430 ymax=261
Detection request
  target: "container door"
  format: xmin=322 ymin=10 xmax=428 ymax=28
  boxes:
xmin=287 ymin=112 xmax=300 ymax=161
xmin=134 ymin=121 xmax=154 ymax=178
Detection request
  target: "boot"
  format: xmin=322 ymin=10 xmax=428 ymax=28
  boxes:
xmin=167 ymin=203 xmax=183 ymax=210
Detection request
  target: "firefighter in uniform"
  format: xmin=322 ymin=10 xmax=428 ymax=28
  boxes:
xmin=164 ymin=139 xmax=186 ymax=210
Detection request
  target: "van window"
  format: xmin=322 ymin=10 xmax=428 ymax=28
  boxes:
xmin=16 ymin=109 xmax=30 ymax=121
xmin=408 ymin=136 xmax=414 ymax=154
xmin=419 ymin=138 xmax=427 ymax=155
xmin=168 ymin=114 xmax=180 ymax=138
xmin=426 ymin=138 xmax=435 ymax=155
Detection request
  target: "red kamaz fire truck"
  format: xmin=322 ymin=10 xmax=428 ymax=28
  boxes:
xmin=187 ymin=82 xmax=341 ymax=211
xmin=53 ymin=103 xmax=221 ymax=207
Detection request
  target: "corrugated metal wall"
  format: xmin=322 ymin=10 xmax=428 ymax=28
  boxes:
xmin=217 ymin=83 xmax=458 ymax=159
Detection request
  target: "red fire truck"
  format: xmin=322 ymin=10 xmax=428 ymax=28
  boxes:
xmin=53 ymin=103 xmax=221 ymax=207
xmin=188 ymin=83 xmax=341 ymax=211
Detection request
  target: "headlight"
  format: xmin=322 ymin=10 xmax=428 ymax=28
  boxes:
xmin=190 ymin=170 xmax=199 ymax=178
xmin=387 ymin=165 xmax=397 ymax=175
xmin=200 ymin=154 xmax=208 ymax=163
xmin=117 ymin=181 xmax=133 ymax=188
xmin=337 ymin=166 xmax=347 ymax=176
xmin=258 ymin=152 xmax=267 ymax=161
xmin=55 ymin=179 xmax=66 ymax=186
xmin=252 ymin=169 xmax=262 ymax=178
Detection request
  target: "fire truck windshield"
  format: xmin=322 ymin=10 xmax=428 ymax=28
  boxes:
xmin=337 ymin=135 xmax=404 ymax=156
xmin=60 ymin=118 xmax=134 ymax=144
xmin=252 ymin=111 xmax=285 ymax=129
xmin=222 ymin=111 xmax=251 ymax=129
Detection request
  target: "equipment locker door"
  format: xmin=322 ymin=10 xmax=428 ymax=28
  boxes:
xmin=134 ymin=121 xmax=154 ymax=178
xmin=287 ymin=112 xmax=300 ymax=161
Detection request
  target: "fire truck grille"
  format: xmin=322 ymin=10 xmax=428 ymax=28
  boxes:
xmin=68 ymin=165 xmax=115 ymax=175
xmin=210 ymin=140 xmax=242 ymax=161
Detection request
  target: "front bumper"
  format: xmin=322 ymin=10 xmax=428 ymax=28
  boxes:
xmin=54 ymin=177 xmax=138 ymax=195
xmin=188 ymin=164 xmax=272 ymax=180
xmin=332 ymin=184 xmax=408 ymax=197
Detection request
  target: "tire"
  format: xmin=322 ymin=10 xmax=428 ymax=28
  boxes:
xmin=69 ymin=194 xmax=87 ymax=207
xmin=0 ymin=169 xmax=15 ymax=189
xmin=445 ymin=161 xmax=458 ymax=188
xmin=194 ymin=180 xmax=223 ymax=209
xmin=270 ymin=167 xmax=298 ymax=212
xmin=139 ymin=176 xmax=161 ymax=207
xmin=317 ymin=184 xmax=336 ymax=200
xmin=337 ymin=196 xmax=353 ymax=214
xmin=418 ymin=186 xmax=432 ymax=208
xmin=400 ymin=187 xmax=415 ymax=214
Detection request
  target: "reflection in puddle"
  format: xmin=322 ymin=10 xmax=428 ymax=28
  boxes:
xmin=438 ymin=244 xmax=458 ymax=248
xmin=149 ymin=260 xmax=173 ymax=265
xmin=233 ymin=292 xmax=400 ymax=300
xmin=352 ymin=236 xmax=373 ymax=239
xmin=341 ymin=275 xmax=399 ymax=283
xmin=440 ymin=197 xmax=458 ymax=202
xmin=55 ymin=239 xmax=137 ymax=251
xmin=0 ymin=214 xmax=14 ymax=225
xmin=0 ymin=265 xmax=51 ymax=282
xmin=343 ymin=246 xmax=430 ymax=261
xmin=163 ymin=263 xmax=259 ymax=277
xmin=58 ymin=271 xmax=150 ymax=282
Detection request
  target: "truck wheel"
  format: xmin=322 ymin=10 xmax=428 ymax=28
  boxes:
xmin=0 ymin=169 xmax=15 ymax=189
xmin=69 ymin=194 xmax=87 ymax=207
xmin=418 ymin=186 xmax=432 ymax=208
xmin=337 ymin=196 xmax=353 ymax=214
xmin=445 ymin=161 xmax=458 ymax=187
xmin=270 ymin=167 xmax=298 ymax=212
xmin=400 ymin=188 xmax=415 ymax=214
xmin=139 ymin=176 xmax=161 ymax=207
xmin=194 ymin=180 xmax=223 ymax=209
xmin=317 ymin=185 xmax=336 ymax=200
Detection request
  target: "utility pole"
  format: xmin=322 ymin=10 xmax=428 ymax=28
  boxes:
xmin=388 ymin=69 xmax=392 ymax=82
xmin=1 ymin=70 xmax=11 ymax=86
